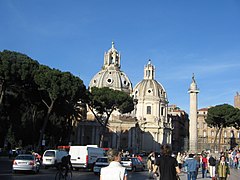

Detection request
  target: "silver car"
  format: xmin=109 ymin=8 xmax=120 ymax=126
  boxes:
xmin=12 ymin=154 xmax=40 ymax=173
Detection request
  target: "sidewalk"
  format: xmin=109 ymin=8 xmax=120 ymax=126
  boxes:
xmin=178 ymin=168 xmax=240 ymax=180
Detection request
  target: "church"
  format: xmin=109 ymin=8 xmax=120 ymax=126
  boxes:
xmin=74 ymin=42 xmax=185 ymax=153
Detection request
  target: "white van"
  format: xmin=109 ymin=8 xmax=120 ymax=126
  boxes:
xmin=42 ymin=149 xmax=68 ymax=168
xmin=69 ymin=145 xmax=104 ymax=169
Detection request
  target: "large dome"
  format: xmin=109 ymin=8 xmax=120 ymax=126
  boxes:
xmin=89 ymin=42 xmax=132 ymax=94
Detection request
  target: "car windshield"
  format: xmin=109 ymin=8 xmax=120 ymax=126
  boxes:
xmin=97 ymin=158 xmax=108 ymax=163
xmin=16 ymin=155 xmax=34 ymax=160
xmin=44 ymin=151 xmax=55 ymax=157
xmin=121 ymin=157 xmax=130 ymax=161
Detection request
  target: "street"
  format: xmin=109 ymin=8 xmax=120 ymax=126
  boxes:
xmin=0 ymin=157 xmax=149 ymax=180
xmin=1 ymin=157 xmax=240 ymax=180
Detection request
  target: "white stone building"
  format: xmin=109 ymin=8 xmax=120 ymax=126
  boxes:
xmin=75 ymin=43 xmax=173 ymax=153
xmin=132 ymin=60 xmax=172 ymax=152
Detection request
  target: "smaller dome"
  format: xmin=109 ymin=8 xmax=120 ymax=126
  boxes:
xmin=133 ymin=79 xmax=167 ymax=101
xmin=133 ymin=60 xmax=167 ymax=101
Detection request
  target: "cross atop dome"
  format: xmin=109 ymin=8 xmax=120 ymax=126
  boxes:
xmin=148 ymin=59 xmax=151 ymax=65
xmin=112 ymin=41 xmax=115 ymax=49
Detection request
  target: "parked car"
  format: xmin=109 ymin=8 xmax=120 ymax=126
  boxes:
xmin=121 ymin=157 xmax=144 ymax=171
xmin=42 ymin=149 xmax=68 ymax=169
xmin=12 ymin=154 xmax=40 ymax=173
xmin=93 ymin=157 xmax=109 ymax=175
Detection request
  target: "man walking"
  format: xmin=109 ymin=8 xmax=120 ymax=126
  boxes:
xmin=154 ymin=145 xmax=180 ymax=180
xmin=208 ymin=155 xmax=216 ymax=180
xmin=100 ymin=149 xmax=127 ymax=180
xmin=184 ymin=154 xmax=199 ymax=180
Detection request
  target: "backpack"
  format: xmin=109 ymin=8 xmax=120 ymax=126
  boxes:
xmin=209 ymin=157 xmax=216 ymax=166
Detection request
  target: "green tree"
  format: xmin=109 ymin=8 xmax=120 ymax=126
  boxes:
xmin=87 ymin=87 xmax=134 ymax=147
xmin=0 ymin=50 xmax=39 ymax=104
xmin=34 ymin=65 xmax=86 ymax=148
xmin=206 ymin=104 xmax=240 ymax=151
xmin=0 ymin=50 xmax=40 ymax=147
xmin=0 ymin=50 xmax=86 ymax=149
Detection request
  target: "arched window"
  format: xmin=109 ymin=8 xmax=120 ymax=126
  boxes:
xmin=203 ymin=131 xmax=206 ymax=137
xmin=147 ymin=106 xmax=151 ymax=114
xmin=211 ymin=131 xmax=214 ymax=137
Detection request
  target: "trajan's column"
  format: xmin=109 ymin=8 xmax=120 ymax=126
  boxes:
xmin=188 ymin=74 xmax=199 ymax=153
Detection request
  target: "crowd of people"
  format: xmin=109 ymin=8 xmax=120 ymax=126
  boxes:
xmin=98 ymin=146 xmax=240 ymax=180
xmin=145 ymin=147 xmax=240 ymax=180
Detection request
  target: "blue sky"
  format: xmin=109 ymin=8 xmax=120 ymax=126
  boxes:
xmin=1 ymin=0 xmax=240 ymax=113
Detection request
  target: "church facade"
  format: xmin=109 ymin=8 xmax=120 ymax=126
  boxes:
xmin=74 ymin=42 xmax=174 ymax=153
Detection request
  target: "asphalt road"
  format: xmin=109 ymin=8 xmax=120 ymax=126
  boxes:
xmin=1 ymin=157 xmax=240 ymax=180
xmin=0 ymin=157 xmax=149 ymax=180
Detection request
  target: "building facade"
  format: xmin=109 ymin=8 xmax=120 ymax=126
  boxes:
xmin=168 ymin=105 xmax=189 ymax=152
xmin=234 ymin=92 xmax=240 ymax=109
xmin=75 ymin=43 xmax=174 ymax=153
xmin=132 ymin=60 xmax=172 ymax=152
xmin=197 ymin=107 xmax=240 ymax=152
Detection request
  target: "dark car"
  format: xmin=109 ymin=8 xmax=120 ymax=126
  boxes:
xmin=121 ymin=157 xmax=144 ymax=171
xmin=93 ymin=157 xmax=109 ymax=175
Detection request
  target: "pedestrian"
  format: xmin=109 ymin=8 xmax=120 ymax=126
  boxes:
xmin=208 ymin=154 xmax=216 ymax=180
xmin=137 ymin=154 xmax=143 ymax=162
xmin=237 ymin=150 xmax=240 ymax=169
xmin=183 ymin=153 xmax=199 ymax=180
xmin=147 ymin=151 xmax=156 ymax=179
xmin=100 ymin=149 xmax=127 ymax=180
xmin=8 ymin=149 xmax=13 ymax=159
xmin=194 ymin=154 xmax=200 ymax=178
xmin=154 ymin=145 xmax=181 ymax=180
xmin=176 ymin=152 xmax=183 ymax=169
xmin=201 ymin=155 xmax=208 ymax=178
xmin=215 ymin=155 xmax=230 ymax=180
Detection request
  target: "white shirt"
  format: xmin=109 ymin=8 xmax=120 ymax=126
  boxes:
xmin=100 ymin=161 xmax=127 ymax=180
